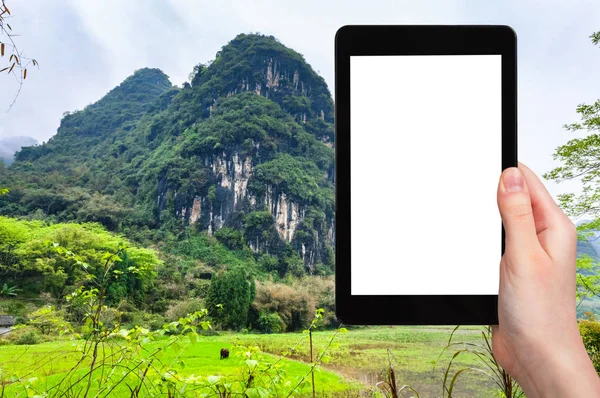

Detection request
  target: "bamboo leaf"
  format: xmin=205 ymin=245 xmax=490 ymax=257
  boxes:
xmin=442 ymin=350 xmax=466 ymax=397
xmin=447 ymin=325 xmax=460 ymax=346
xmin=448 ymin=368 xmax=468 ymax=396
xmin=434 ymin=325 xmax=461 ymax=371
xmin=398 ymin=385 xmax=420 ymax=398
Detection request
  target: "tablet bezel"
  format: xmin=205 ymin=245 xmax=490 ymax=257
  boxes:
xmin=334 ymin=25 xmax=517 ymax=325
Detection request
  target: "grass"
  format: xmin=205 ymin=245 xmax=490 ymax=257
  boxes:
xmin=0 ymin=326 xmax=499 ymax=397
xmin=234 ymin=326 xmax=498 ymax=396
xmin=0 ymin=335 xmax=356 ymax=397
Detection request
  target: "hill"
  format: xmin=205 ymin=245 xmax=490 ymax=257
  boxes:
xmin=0 ymin=34 xmax=335 ymax=278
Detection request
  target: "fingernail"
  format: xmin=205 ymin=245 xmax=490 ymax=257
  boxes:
xmin=502 ymin=168 xmax=523 ymax=192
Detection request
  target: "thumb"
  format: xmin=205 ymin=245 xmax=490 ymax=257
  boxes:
xmin=497 ymin=167 xmax=539 ymax=255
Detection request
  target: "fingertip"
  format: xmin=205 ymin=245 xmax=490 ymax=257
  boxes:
xmin=497 ymin=168 xmax=538 ymax=250
xmin=500 ymin=167 xmax=526 ymax=194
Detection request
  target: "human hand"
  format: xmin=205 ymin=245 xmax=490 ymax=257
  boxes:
xmin=492 ymin=162 xmax=600 ymax=397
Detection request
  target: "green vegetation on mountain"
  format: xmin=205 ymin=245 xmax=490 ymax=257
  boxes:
xmin=0 ymin=33 xmax=336 ymax=333
xmin=0 ymin=216 xmax=159 ymax=305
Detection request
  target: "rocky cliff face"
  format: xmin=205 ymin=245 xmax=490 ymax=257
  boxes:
xmin=154 ymin=35 xmax=337 ymax=269
xmin=159 ymin=148 xmax=334 ymax=268
xmin=225 ymin=58 xmax=325 ymax=124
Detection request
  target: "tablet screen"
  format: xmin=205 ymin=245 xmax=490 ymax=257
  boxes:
xmin=350 ymin=55 xmax=502 ymax=295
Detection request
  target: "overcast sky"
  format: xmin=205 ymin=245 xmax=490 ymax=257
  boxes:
xmin=0 ymin=0 xmax=599 ymax=210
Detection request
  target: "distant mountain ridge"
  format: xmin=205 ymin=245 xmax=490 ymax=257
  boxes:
xmin=0 ymin=136 xmax=38 ymax=165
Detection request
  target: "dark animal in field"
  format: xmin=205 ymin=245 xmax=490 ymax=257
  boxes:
xmin=220 ymin=348 xmax=229 ymax=359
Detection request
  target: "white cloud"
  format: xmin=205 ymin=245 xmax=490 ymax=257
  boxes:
xmin=0 ymin=0 xmax=599 ymax=204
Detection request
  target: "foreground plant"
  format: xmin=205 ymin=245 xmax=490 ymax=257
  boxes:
xmin=0 ymin=274 xmax=345 ymax=397
xmin=0 ymin=0 xmax=38 ymax=109
xmin=375 ymin=350 xmax=420 ymax=398
xmin=436 ymin=326 xmax=523 ymax=398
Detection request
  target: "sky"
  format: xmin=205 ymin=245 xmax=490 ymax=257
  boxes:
xmin=0 ymin=0 xmax=599 ymax=212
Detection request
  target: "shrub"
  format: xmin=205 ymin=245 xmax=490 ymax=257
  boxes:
xmin=2 ymin=326 xmax=43 ymax=345
xmin=141 ymin=312 xmax=168 ymax=330
xmin=0 ymin=299 xmax=38 ymax=317
xmin=161 ymin=281 xmax=187 ymax=300
xmin=579 ymin=319 xmax=600 ymax=372
xmin=214 ymin=227 xmax=245 ymax=250
xmin=291 ymin=276 xmax=337 ymax=328
xmin=15 ymin=329 xmax=41 ymax=345
xmin=258 ymin=254 xmax=279 ymax=273
xmin=252 ymin=281 xmax=315 ymax=331
xmin=27 ymin=305 xmax=70 ymax=335
xmin=189 ymin=279 xmax=211 ymax=299
xmin=256 ymin=311 xmax=284 ymax=334
xmin=149 ymin=298 xmax=169 ymax=314
xmin=99 ymin=307 xmax=122 ymax=328
xmin=121 ymin=311 xmax=167 ymax=330
xmin=116 ymin=299 xmax=137 ymax=313
xmin=165 ymin=298 xmax=206 ymax=322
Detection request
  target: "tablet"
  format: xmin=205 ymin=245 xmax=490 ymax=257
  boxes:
xmin=335 ymin=25 xmax=517 ymax=325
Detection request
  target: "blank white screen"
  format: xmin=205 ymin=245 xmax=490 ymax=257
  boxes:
xmin=350 ymin=55 xmax=502 ymax=295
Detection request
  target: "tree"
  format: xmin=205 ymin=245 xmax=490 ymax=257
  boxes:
xmin=206 ymin=268 xmax=255 ymax=329
xmin=0 ymin=216 xmax=160 ymax=302
xmin=0 ymin=0 xmax=38 ymax=109
xmin=543 ymin=31 xmax=600 ymax=301
xmin=27 ymin=305 xmax=68 ymax=335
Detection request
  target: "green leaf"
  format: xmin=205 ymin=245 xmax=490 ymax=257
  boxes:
xmin=208 ymin=375 xmax=220 ymax=385
xmin=245 ymin=387 xmax=269 ymax=398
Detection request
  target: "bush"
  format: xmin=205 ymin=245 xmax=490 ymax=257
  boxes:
xmin=214 ymin=227 xmax=245 ymax=250
xmin=121 ymin=311 xmax=167 ymax=330
xmin=149 ymin=298 xmax=169 ymax=314
xmin=579 ymin=319 xmax=600 ymax=372
xmin=15 ymin=329 xmax=41 ymax=345
xmin=256 ymin=311 xmax=284 ymax=334
xmin=189 ymin=279 xmax=211 ymax=299
xmin=252 ymin=281 xmax=315 ymax=331
xmin=99 ymin=307 xmax=122 ymax=328
xmin=165 ymin=298 xmax=206 ymax=322
xmin=0 ymin=299 xmax=38 ymax=317
xmin=291 ymin=276 xmax=337 ymax=328
xmin=1 ymin=326 xmax=44 ymax=345
xmin=116 ymin=299 xmax=137 ymax=313
xmin=141 ymin=312 xmax=168 ymax=330
xmin=27 ymin=305 xmax=70 ymax=335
